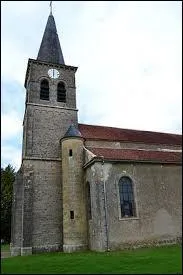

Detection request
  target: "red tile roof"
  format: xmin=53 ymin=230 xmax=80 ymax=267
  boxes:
xmin=87 ymin=147 xmax=182 ymax=164
xmin=79 ymin=124 xmax=182 ymax=146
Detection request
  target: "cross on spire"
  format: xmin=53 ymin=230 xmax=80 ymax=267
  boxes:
xmin=50 ymin=1 xmax=52 ymax=15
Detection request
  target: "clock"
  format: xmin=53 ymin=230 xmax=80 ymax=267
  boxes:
xmin=48 ymin=68 xmax=60 ymax=79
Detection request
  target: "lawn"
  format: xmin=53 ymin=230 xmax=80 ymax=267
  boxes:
xmin=1 ymin=245 xmax=182 ymax=274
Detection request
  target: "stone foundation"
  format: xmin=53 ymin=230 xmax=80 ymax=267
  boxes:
xmin=63 ymin=244 xmax=88 ymax=253
xmin=32 ymin=244 xmax=62 ymax=253
xmin=21 ymin=247 xmax=32 ymax=256
xmin=110 ymin=236 xmax=182 ymax=251
xmin=10 ymin=246 xmax=21 ymax=256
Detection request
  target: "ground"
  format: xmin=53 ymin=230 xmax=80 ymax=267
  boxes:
xmin=1 ymin=244 xmax=182 ymax=274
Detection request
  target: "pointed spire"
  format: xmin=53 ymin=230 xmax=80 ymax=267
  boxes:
xmin=64 ymin=124 xmax=83 ymax=138
xmin=37 ymin=7 xmax=65 ymax=65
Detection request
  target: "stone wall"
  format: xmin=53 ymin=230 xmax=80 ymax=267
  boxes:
xmin=62 ymin=137 xmax=88 ymax=252
xmin=27 ymin=61 xmax=77 ymax=109
xmin=85 ymin=140 xmax=181 ymax=151
xmin=11 ymin=168 xmax=23 ymax=256
xmin=24 ymin=104 xmax=78 ymax=159
xmin=25 ymin=159 xmax=63 ymax=253
xmin=21 ymin=164 xmax=34 ymax=255
xmin=11 ymin=159 xmax=63 ymax=255
xmin=85 ymin=161 xmax=182 ymax=251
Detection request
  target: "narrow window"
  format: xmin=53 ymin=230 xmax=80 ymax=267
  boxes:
xmin=69 ymin=149 xmax=72 ymax=157
xmin=40 ymin=79 xmax=49 ymax=100
xmin=57 ymin=82 xmax=66 ymax=102
xmin=119 ymin=176 xmax=135 ymax=218
xmin=86 ymin=182 xmax=92 ymax=220
xmin=70 ymin=211 xmax=74 ymax=219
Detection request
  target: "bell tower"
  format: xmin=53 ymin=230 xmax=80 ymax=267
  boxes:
xmin=23 ymin=12 xmax=78 ymax=159
xmin=11 ymin=7 xmax=78 ymax=256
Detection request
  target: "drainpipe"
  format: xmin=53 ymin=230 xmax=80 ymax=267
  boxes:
xmin=101 ymin=157 xmax=110 ymax=251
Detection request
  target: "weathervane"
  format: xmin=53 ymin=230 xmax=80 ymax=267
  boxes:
xmin=50 ymin=1 xmax=52 ymax=15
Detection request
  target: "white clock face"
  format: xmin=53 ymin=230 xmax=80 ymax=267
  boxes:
xmin=48 ymin=68 xmax=60 ymax=79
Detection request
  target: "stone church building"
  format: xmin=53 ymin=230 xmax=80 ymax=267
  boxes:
xmin=11 ymin=11 xmax=182 ymax=256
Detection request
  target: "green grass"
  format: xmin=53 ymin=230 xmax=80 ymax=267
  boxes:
xmin=1 ymin=244 xmax=10 ymax=252
xmin=1 ymin=245 xmax=182 ymax=274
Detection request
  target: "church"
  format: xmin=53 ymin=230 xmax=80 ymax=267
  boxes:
xmin=11 ymin=9 xmax=182 ymax=256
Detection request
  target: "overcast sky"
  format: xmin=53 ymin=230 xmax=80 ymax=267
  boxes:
xmin=1 ymin=1 xmax=182 ymax=170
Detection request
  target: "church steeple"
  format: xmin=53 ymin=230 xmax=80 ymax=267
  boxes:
xmin=37 ymin=7 xmax=65 ymax=65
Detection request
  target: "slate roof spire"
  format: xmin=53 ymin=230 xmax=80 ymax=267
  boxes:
xmin=64 ymin=124 xmax=83 ymax=138
xmin=37 ymin=5 xmax=65 ymax=65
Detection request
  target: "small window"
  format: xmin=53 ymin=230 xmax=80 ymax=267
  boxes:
xmin=40 ymin=79 xmax=49 ymax=100
xmin=86 ymin=182 xmax=92 ymax=220
xmin=69 ymin=149 xmax=72 ymax=157
xmin=119 ymin=176 xmax=135 ymax=218
xmin=57 ymin=82 xmax=66 ymax=102
xmin=70 ymin=211 xmax=74 ymax=219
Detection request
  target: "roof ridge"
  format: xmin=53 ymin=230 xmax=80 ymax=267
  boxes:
xmin=78 ymin=123 xmax=182 ymax=136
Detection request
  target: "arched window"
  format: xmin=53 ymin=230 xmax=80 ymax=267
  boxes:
xmin=119 ymin=176 xmax=135 ymax=218
xmin=40 ymin=79 xmax=49 ymax=100
xmin=86 ymin=182 xmax=92 ymax=220
xmin=57 ymin=82 xmax=66 ymax=102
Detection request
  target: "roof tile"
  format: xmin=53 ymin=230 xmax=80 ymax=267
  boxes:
xmin=88 ymin=148 xmax=182 ymax=163
xmin=88 ymin=147 xmax=182 ymax=163
xmin=79 ymin=124 xmax=182 ymax=145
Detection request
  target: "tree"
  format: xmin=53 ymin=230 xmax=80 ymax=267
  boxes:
xmin=1 ymin=164 xmax=16 ymax=243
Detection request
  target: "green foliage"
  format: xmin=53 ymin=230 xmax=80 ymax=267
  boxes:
xmin=1 ymin=244 xmax=10 ymax=252
xmin=1 ymin=165 xmax=16 ymax=243
xmin=1 ymin=245 xmax=182 ymax=274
